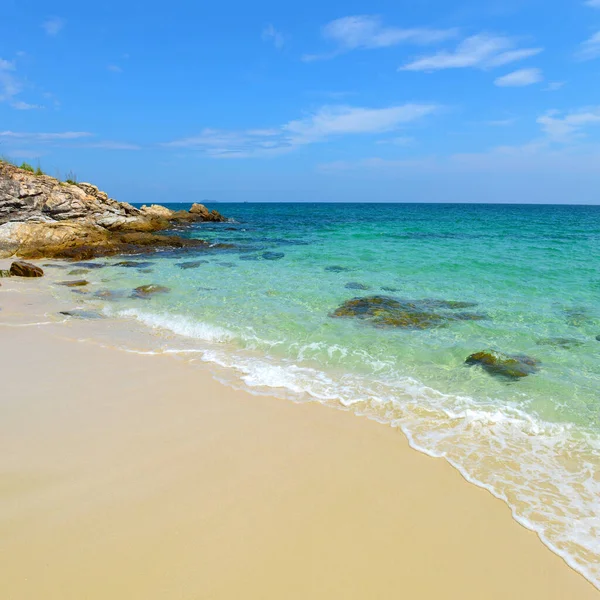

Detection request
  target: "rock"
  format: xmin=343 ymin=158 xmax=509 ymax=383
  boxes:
xmin=131 ymin=284 xmax=170 ymax=299
xmin=596 ymin=335 xmax=600 ymax=342
xmin=55 ymin=279 xmax=89 ymax=287
xmin=331 ymin=296 xmax=447 ymax=330
xmin=345 ymin=282 xmax=371 ymax=290
xmin=465 ymin=351 xmax=540 ymax=380
xmin=176 ymin=260 xmax=209 ymax=269
xmin=189 ymin=203 xmax=227 ymax=222
xmin=381 ymin=286 xmax=399 ymax=292
xmin=421 ymin=299 xmax=479 ymax=310
xmin=0 ymin=269 xmax=11 ymax=277
xmin=73 ymin=262 xmax=105 ymax=269
xmin=537 ymin=337 xmax=584 ymax=349
xmin=325 ymin=266 xmax=351 ymax=273
xmin=262 ymin=252 xmax=284 ymax=260
xmin=59 ymin=309 xmax=104 ymax=319
xmin=563 ymin=308 xmax=589 ymax=327
xmin=114 ymin=260 xmax=155 ymax=268
xmin=0 ymin=162 xmax=228 ymax=258
xmin=68 ymin=268 xmax=90 ymax=275
xmin=94 ymin=289 xmax=125 ymax=300
xmin=9 ymin=260 xmax=44 ymax=277
xmin=451 ymin=312 xmax=489 ymax=322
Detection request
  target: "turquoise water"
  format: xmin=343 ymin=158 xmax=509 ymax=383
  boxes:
xmin=54 ymin=203 xmax=600 ymax=586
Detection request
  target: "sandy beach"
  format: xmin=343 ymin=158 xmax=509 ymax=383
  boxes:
xmin=1 ymin=273 xmax=599 ymax=600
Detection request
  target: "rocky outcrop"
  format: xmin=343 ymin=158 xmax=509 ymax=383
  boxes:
xmin=9 ymin=260 xmax=44 ymax=277
xmin=465 ymin=351 xmax=540 ymax=379
xmin=0 ymin=162 xmax=227 ymax=259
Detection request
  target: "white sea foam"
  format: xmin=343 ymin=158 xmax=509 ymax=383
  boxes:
xmin=102 ymin=307 xmax=600 ymax=589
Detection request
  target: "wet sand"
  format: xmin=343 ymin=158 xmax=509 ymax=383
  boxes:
xmin=1 ymin=273 xmax=599 ymax=599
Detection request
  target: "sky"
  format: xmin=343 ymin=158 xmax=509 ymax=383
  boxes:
xmin=1 ymin=0 xmax=600 ymax=204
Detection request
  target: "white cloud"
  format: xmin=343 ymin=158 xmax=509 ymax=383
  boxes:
xmin=82 ymin=141 xmax=141 ymax=150
xmin=262 ymin=24 xmax=285 ymax=50
xmin=486 ymin=118 xmax=517 ymax=126
xmin=167 ymin=103 xmax=438 ymax=158
xmin=494 ymin=67 xmax=543 ymax=87
xmin=42 ymin=17 xmax=65 ymax=36
xmin=303 ymin=15 xmax=456 ymax=61
xmin=11 ymin=101 xmax=43 ymax=110
xmin=544 ymin=81 xmax=565 ymax=92
xmin=400 ymin=34 xmax=542 ymax=71
xmin=0 ymin=58 xmax=15 ymax=70
xmin=577 ymin=31 xmax=600 ymax=60
xmin=537 ymin=108 xmax=600 ymax=142
xmin=0 ymin=131 xmax=92 ymax=141
xmin=107 ymin=65 xmax=123 ymax=73
xmin=585 ymin=0 xmax=600 ymax=7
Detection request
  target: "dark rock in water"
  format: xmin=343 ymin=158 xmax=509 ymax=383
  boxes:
xmin=262 ymin=252 xmax=284 ymax=260
xmin=94 ymin=289 xmax=125 ymax=301
xmin=596 ymin=334 xmax=600 ymax=342
xmin=56 ymin=279 xmax=89 ymax=287
xmin=131 ymin=284 xmax=170 ymax=299
xmin=0 ymin=269 xmax=11 ymax=277
xmin=421 ymin=299 xmax=479 ymax=310
xmin=381 ymin=286 xmax=399 ymax=292
xmin=331 ymin=295 xmax=447 ymax=330
xmin=239 ymin=254 xmax=260 ymax=261
xmin=68 ymin=268 xmax=90 ymax=275
xmin=451 ymin=312 xmax=489 ymax=322
xmin=325 ymin=266 xmax=352 ymax=273
xmin=176 ymin=260 xmax=209 ymax=269
xmin=114 ymin=260 xmax=155 ymax=268
xmin=59 ymin=309 xmax=104 ymax=319
xmin=73 ymin=262 xmax=105 ymax=269
xmin=345 ymin=282 xmax=371 ymax=290
xmin=563 ymin=308 xmax=590 ymax=327
xmin=465 ymin=351 xmax=540 ymax=380
xmin=198 ymin=286 xmax=217 ymax=291
xmin=139 ymin=268 xmax=153 ymax=273
xmin=537 ymin=337 xmax=584 ymax=349
xmin=71 ymin=289 xmax=89 ymax=295
xmin=10 ymin=261 xmax=44 ymax=277
xmin=43 ymin=263 xmax=67 ymax=269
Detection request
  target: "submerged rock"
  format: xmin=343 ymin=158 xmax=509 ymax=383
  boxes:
xmin=345 ymin=282 xmax=371 ymax=290
xmin=94 ymin=289 xmax=125 ymax=301
xmin=68 ymin=268 xmax=90 ymax=275
xmin=421 ymin=299 xmax=478 ymax=310
xmin=537 ymin=337 xmax=584 ymax=349
xmin=381 ymin=286 xmax=399 ymax=292
xmin=325 ymin=266 xmax=352 ymax=273
xmin=465 ymin=350 xmax=540 ymax=380
xmin=131 ymin=284 xmax=170 ymax=299
xmin=73 ymin=262 xmax=105 ymax=269
xmin=331 ymin=295 xmax=447 ymax=330
xmin=56 ymin=279 xmax=89 ymax=287
xmin=596 ymin=334 xmax=600 ymax=342
xmin=563 ymin=308 xmax=590 ymax=327
xmin=175 ymin=260 xmax=209 ymax=269
xmin=114 ymin=260 xmax=155 ymax=268
xmin=9 ymin=261 xmax=44 ymax=277
xmin=59 ymin=309 xmax=104 ymax=319
xmin=451 ymin=312 xmax=489 ymax=322
xmin=262 ymin=251 xmax=285 ymax=260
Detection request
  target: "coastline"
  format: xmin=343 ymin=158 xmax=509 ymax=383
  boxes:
xmin=1 ymin=269 xmax=599 ymax=599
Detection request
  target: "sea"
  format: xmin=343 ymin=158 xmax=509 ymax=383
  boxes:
xmin=49 ymin=202 xmax=600 ymax=587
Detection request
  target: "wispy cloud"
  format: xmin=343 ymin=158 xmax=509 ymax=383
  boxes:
xmin=544 ymin=81 xmax=565 ymax=92
xmin=537 ymin=108 xmax=600 ymax=143
xmin=400 ymin=34 xmax=542 ymax=71
xmin=486 ymin=117 xmax=517 ymax=126
xmin=585 ymin=0 xmax=600 ymax=7
xmin=107 ymin=64 xmax=123 ymax=73
xmin=11 ymin=100 xmax=43 ymax=110
xmin=303 ymin=15 xmax=456 ymax=61
xmin=0 ymin=60 xmax=20 ymax=102
xmin=166 ymin=103 xmax=439 ymax=158
xmin=262 ymin=24 xmax=286 ymax=50
xmin=494 ymin=67 xmax=542 ymax=87
xmin=42 ymin=17 xmax=65 ymax=36
xmin=0 ymin=131 xmax=92 ymax=141
xmin=577 ymin=31 xmax=600 ymax=60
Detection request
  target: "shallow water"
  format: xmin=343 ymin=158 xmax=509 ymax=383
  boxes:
xmin=48 ymin=203 xmax=600 ymax=587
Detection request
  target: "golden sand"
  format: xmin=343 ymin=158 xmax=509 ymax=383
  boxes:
xmin=0 ymin=273 xmax=598 ymax=599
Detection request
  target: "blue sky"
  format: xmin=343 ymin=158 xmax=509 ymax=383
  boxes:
xmin=1 ymin=0 xmax=600 ymax=203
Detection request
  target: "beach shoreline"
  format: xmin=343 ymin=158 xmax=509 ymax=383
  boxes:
xmin=1 ymin=267 xmax=599 ymax=599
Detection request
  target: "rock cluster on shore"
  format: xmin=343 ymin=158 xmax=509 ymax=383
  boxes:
xmin=0 ymin=162 xmax=226 ymax=259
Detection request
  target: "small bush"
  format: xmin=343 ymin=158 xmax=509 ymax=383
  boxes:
xmin=65 ymin=170 xmax=77 ymax=184
xmin=35 ymin=163 xmax=44 ymax=176
xmin=20 ymin=162 xmax=35 ymax=173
